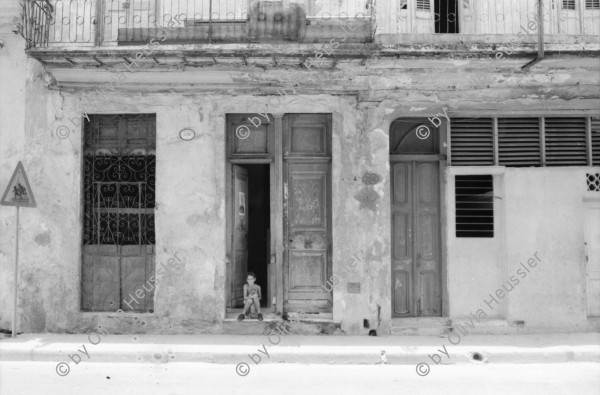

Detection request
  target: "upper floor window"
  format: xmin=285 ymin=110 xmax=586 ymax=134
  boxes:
xmin=417 ymin=0 xmax=431 ymax=10
xmin=586 ymin=0 xmax=600 ymax=8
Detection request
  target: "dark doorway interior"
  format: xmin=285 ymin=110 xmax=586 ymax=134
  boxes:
xmin=435 ymin=0 xmax=459 ymax=33
xmin=240 ymin=164 xmax=270 ymax=307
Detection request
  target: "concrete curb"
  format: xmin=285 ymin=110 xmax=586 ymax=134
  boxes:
xmin=1 ymin=333 xmax=599 ymax=366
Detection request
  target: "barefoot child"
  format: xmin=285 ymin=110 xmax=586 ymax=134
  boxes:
xmin=237 ymin=272 xmax=263 ymax=321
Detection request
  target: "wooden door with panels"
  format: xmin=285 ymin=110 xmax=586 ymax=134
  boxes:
xmin=390 ymin=117 xmax=443 ymax=318
xmin=283 ymin=114 xmax=333 ymax=314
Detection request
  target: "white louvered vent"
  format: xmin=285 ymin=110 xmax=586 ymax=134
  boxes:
xmin=545 ymin=117 xmax=587 ymax=166
xmin=592 ymin=118 xmax=600 ymax=165
xmin=417 ymin=0 xmax=431 ymax=10
xmin=450 ymin=118 xmax=494 ymax=166
xmin=563 ymin=0 xmax=576 ymax=9
xmin=498 ymin=118 xmax=541 ymax=167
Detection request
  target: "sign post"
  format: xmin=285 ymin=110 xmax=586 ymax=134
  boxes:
xmin=1 ymin=161 xmax=36 ymax=338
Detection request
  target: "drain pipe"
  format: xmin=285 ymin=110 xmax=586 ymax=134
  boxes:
xmin=522 ymin=0 xmax=545 ymax=70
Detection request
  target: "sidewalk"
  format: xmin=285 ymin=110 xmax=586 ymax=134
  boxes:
xmin=0 ymin=333 xmax=598 ymax=365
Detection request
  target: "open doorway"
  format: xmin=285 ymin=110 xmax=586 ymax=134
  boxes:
xmin=229 ymin=164 xmax=271 ymax=310
xmin=434 ymin=0 xmax=459 ymax=33
xmin=244 ymin=164 xmax=270 ymax=308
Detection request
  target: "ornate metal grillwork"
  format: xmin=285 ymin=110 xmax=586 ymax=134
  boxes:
xmin=588 ymin=173 xmax=600 ymax=192
xmin=83 ymin=115 xmax=156 ymax=246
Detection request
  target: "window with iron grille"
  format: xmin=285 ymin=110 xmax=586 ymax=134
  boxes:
xmin=81 ymin=114 xmax=156 ymax=312
xmin=563 ymin=0 xmax=576 ymax=9
xmin=434 ymin=0 xmax=460 ymax=33
xmin=450 ymin=116 xmax=598 ymax=167
xmin=586 ymin=0 xmax=600 ymax=9
xmin=455 ymin=175 xmax=494 ymax=238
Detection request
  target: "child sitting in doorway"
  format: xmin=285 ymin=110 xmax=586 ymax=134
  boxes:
xmin=237 ymin=271 xmax=263 ymax=321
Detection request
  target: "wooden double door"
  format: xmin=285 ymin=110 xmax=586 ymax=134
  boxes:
xmin=391 ymin=160 xmax=442 ymax=317
xmin=227 ymin=114 xmax=332 ymax=314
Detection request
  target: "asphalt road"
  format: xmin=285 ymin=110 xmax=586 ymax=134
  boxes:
xmin=0 ymin=362 xmax=598 ymax=395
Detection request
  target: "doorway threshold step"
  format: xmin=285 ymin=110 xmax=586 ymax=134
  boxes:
xmin=391 ymin=317 xmax=452 ymax=336
xmin=392 ymin=317 xmax=451 ymax=327
xmin=224 ymin=313 xmax=280 ymax=322
xmin=286 ymin=312 xmax=333 ymax=321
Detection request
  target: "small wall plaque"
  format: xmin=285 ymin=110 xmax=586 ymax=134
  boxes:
xmin=179 ymin=128 xmax=196 ymax=141
xmin=347 ymin=282 xmax=361 ymax=293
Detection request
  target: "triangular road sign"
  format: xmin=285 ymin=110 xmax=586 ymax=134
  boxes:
xmin=1 ymin=161 xmax=36 ymax=208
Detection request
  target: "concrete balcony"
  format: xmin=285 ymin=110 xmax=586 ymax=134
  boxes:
xmin=17 ymin=0 xmax=599 ymax=71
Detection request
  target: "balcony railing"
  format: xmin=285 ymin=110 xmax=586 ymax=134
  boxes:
xmin=21 ymin=0 xmax=373 ymax=47
xmin=21 ymin=0 xmax=54 ymax=49
xmin=20 ymin=0 xmax=600 ymax=49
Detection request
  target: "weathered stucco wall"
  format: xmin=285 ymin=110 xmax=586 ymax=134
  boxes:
xmin=446 ymin=168 xmax=508 ymax=320
xmin=1 ymin=36 xmax=599 ymax=334
xmin=504 ymin=167 xmax=600 ymax=331
xmin=0 ymin=1 xmax=48 ymax=332
xmin=3 ymin=83 xmax=394 ymax=334
xmin=446 ymin=167 xmax=600 ymax=332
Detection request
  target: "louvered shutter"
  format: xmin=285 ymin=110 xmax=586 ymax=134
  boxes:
xmin=498 ymin=118 xmax=541 ymax=167
xmin=545 ymin=117 xmax=587 ymax=166
xmin=417 ymin=0 xmax=431 ymax=10
xmin=586 ymin=0 xmax=600 ymax=9
xmin=592 ymin=117 xmax=600 ymax=165
xmin=450 ymin=118 xmax=494 ymax=166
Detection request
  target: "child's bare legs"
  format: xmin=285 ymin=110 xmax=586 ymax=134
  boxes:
xmin=243 ymin=296 xmax=261 ymax=315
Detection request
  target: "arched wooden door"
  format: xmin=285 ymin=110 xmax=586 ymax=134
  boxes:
xmin=390 ymin=117 xmax=443 ymax=317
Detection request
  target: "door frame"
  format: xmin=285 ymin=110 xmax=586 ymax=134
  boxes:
xmin=226 ymin=160 xmax=277 ymax=312
xmin=225 ymin=114 xmax=278 ymax=313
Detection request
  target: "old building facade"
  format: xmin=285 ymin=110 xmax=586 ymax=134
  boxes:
xmin=0 ymin=0 xmax=599 ymax=335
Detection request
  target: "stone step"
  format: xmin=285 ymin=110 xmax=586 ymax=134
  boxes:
xmin=392 ymin=317 xmax=451 ymax=327
xmin=390 ymin=318 xmax=522 ymax=336
xmin=222 ymin=313 xmax=341 ymax=335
